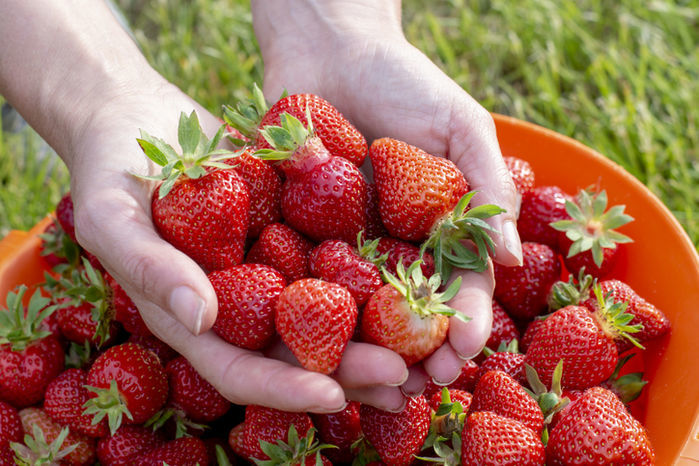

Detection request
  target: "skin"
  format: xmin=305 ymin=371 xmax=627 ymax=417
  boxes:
xmin=0 ymin=0 xmax=521 ymax=413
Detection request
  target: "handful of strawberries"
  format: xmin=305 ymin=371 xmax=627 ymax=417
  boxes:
xmin=0 ymin=85 xmax=671 ymax=465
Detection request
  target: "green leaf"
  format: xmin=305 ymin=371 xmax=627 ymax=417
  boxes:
xmin=137 ymin=138 xmax=169 ymax=166
xmin=179 ymin=111 xmax=203 ymax=154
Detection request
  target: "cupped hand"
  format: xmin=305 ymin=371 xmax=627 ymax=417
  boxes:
xmin=253 ymin=0 xmax=523 ymax=391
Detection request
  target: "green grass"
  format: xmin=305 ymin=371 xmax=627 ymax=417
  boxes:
xmin=1 ymin=0 xmax=697 ymax=247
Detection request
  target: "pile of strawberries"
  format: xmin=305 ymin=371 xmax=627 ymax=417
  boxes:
xmin=0 ymin=85 xmax=671 ymax=465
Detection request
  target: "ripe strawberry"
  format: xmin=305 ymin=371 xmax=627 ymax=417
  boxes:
xmin=109 ymin=276 xmax=151 ymax=337
xmin=246 ymin=222 xmax=314 ymax=283
xmin=43 ymin=368 xmax=108 ymax=438
xmin=55 ymin=191 xmax=77 ymax=242
xmin=524 ymin=297 xmax=641 ymax=390
xmin=470 ymin=370 xmax=544 ymax=435
xmin=164 ymin=356 xmax=230 ymax=423
xmin=0 ymin=400 xmax=22 ymax=448
xmin=126 ymin=333 xmax=178 ymax=365
xmin=361 ymin=261 xmax=464 ymax=365
xmin=551 ymin=189 xmax=634 ymax=278
xmin=228 ymin=422 xmax=249 ymax=460
xmin=493 ymin=242 xmax=561 ymax=320
xmin=517 ymin=185 xmax=573 ymax=249
xmin=308 ymin=238 xmax=383 ymax=306
xmin=275 ymin=278 xmax=357 ymax=374
xmin=96 ymin=425 xmax=165 ymax=466
xmin=16 ymin=407 xmax=96 ymax=466
xmin=364 ymin=183 xmax=389 ymax=239
xmin=84 ymin=342 xmax=169 ymax=434
xmin=478 ymin=340 xmax=526 ymax=385
xmin=0 ymin=286 xmax=64 ymax=408
xmin=243 ymin=405 xmax=314 ymax=461
xmin=486 ymin=300 xmax=520 ymax=350
xmin=424 ymin=359 xmax=480 ymax=397
xmin=39 ymin=217 xmax=79 ymax=269
xmin=311 ymin=401 xmax=362 ymax=464
xmin=372 ymin=236 xmax=435 ymax=278
xmin=520 ymin=318 xmax=545 ymax=352
xmin=360 ymin=395 xmax=431 ymax=466
xmin=256 ymin=113 xmax=369 ymax=243
xmin=209 ymin=263 xmax=286 ymax=350
xmin=461 ymin=411 xmax=545 ymax=466
xmin=135 ymin=436 xmax=208 ymax=466
xmin=137 ymin=111 xmax=250 ymax=272
xmin=504 ymin=156 xmax=535 ymax=196
xmin=546 ymin=386 xmax=654 ymax=465
xmin=428 ymin=388 xmax=473 ymax=413
xmin=370 ymin=137 xmax=503 ymax=278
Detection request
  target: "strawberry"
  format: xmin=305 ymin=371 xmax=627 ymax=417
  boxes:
xmin=461 ymin=411 xmax=545 ymax=466
xmin=253 ymin=425 xmax=333 ymax=466
xmin=15 ymin=407 xmax=96 ymax=466
xmin=84 ymin=342 xmax=169 ymax=434
xmin=135 ymin=436 xmax=209 ymax=466
xmin=551 ymin=189 xmax=634 ymax=278
xmin=275 ymin=278 xmax=357 ymax=374
xmin=311 ymin=401 xmax=362 ymax=464
xmin=428 ymin=388 xmax=472 ymax=413
xmin=493 ymin=242 xmax=561 ymax=321
xmin=209 ymin=263 xmax=286 ymax=350
xmin=96 ymin=425 xmax=165 ymax=466
xmin=517 ymin=185 xmax=573 ymax=249
xmin=598 ymin=354 xmax=648 ymax=404
xmin=520 ymin=318 xmax=545 ymax=352
xmin=361 ymin=261 xmax=464 ymax=365
xmin=0 ymin=400 xmax=22 ymax=449
xmin=109 ymin=276 xmax=151 ymax=337
xmin=225 ymin=85 xmax=368 ymax=166
xmin=546 ymin=386 xmax=654 ymax=465
xmin=43 ymin=368 xmax=109 ymax=438
xmin=470 ymin=370 xmax=544 ymax=435
xmin=55 ymin=191 xmax=77 ymax=242
xmin=359 ymin=395 xmax=431 ymax=466
xmin=0 ymin=286 xmax=64 ymax=408
xmin=504 ymin=156 xmax=535 ymax=196
xmin=127 ymin=333 xmax=178 ymax=365
xmin=256 ymin=112 xmax=369 ymax=243
xmin=228 ymin=422 xmax=249 ymax=460
xmin=372 ymin=236 xmax=435 ymax=278
xmin=486 ymin=300 xmax=520 ymax=350
xmin=137 ymin=111 xmax=250 ymax=272
xmin=39 ymin=217 xmax=80 ymax=269
xmin=243 ymin=405 xmax=314 ymax=462
xmin=424 ymin=359 xmax=480 ymax=397
xmin=478 ymin=340 xmax=526 ymax=385
xmin=370 ymin=137 xmax=504 ymax=278
xmin=308 ymin=238 xmax=383 ymax=307
xmin=246 ymin=222 xmax=314 ymax=283
xmin=364 ymin=183 xmax=389 ymax=239
xmin=164 ymin=356 xmax=230 ymax=423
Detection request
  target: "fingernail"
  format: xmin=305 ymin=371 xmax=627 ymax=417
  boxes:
xmin=431 ymin=372 xmax=461 ymax=387
xmin=456 ymin=346 xmax=485 ymax=361
xmin=503 ymin=220 xmax=523 ymax=265
xmin=169 ymin=286 xmax=206 ymax=335
xmin=385 ymin=396 xmax=407 ymax=414
xmin=400 ymin=384 xmax=425 ymax=397
xmin=385 ymin=369 xmax=410 ymax=387
xmin=312 ymin=400 xmax=348 ymax=414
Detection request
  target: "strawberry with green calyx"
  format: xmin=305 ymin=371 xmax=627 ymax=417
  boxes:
xmin=599 ymin=354 xmax=648 ymax=404
xmin=243 ymin=405 xmax=314 ymax=462
xmin=547 ymin=269 xmax=595 ymax=311
xmin=254 ymin=426 xmax=334 ymax=466
xmin=10 ymin=424 xmax=79 ymax=466
xmin=551 ymin=189 xmax=634 ymax=278
xmin=222 ymin=82 xmax=271 ymax=146
xmin=364 ymin=236 xmax=435 ymax=278
xmin=361 ymin=260 xmax=466 ymax=366
xmin=418 ymin=389 xmax=471 ymax=466
xmin=523 ymin=361 xmax=570 ymax=445
xmin=136 ymin=110 xmax=250 ymax=272
xmin=0 ymin=286 xmax=64 ymax=408
xmin=255 ymin=111 xmax=369 ymax=244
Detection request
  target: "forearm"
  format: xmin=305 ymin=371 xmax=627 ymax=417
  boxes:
xmin=0 ymin=0 xmax=162 ymax=168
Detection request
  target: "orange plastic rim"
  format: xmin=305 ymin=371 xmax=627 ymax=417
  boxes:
xmin=0 ymin=115 xmax=698 ymax=464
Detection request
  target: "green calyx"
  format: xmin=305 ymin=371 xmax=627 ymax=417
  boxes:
xmin=135 ymin=110 xmax=240 ymax=199
xmin=416 ymin=431 xmax=462 ymax=466
xmin=418 ymin=389 xmax=465 ymax=466
xmin=604 ymin=354 xmax=648 ymax=403
xmin=382 ymin=260 xmax=467 ymax=323
xmin=355 ymin=231 xmax=388 ymax=268
xmin=38 ymin=218 xmax=81 ymax=268
xmin=525 ymin=361 xmax=570 ymax=427
xmin=482 ymin=338 xmax=520 ymax=358
xmin=547 ymin=269 xmax=595 ymax=311
xmin=11 ymin=424 xmax=78 ymax=465
xmin=0 ymin=285 xmax=56 ymax=351
xmin=145 ymin=407 xmax=208 ymax=439
xmin=254 ymin=109 xmax=314 ymax=161
xmin=421 ymin=191 xmax=505 ymax=283
xmin=222 ymin=82 xmax=270 ymax=144
xmin=550 ymin=189 xmax=634 ymax=267
xmin=83 ymin=379 xmax=134 ymax=436
xmin=591 ymin=284 xmax=643 ymax=348
xmin=253 ymin=426 xmax=335 ymax=466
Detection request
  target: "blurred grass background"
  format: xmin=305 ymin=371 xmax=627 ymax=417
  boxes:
xmin=1 ymin=0 xmax=697 ymax=247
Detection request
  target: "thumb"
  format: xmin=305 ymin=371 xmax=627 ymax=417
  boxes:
xmin=73 ymin=190 xmax=218 ymax=335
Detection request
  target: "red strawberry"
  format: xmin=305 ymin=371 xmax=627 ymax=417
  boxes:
xmin=0 ymin=286 xmax=64 ymax=408
xmin=520 ymin=318 xmax=545 ymax=352
xmin=85 ymin=342 xmax=168 ymax=434
xmin=275 ymin=278 xmax=357 ymax=374
xmin=43 ymin=368 xmax=109 ymax=438
xmin=504 ymin=156 xmax=535 ymax=196
xmin=16 ymin=407 xmax=96 ymax=466
xmin=470 ymin=370 xmax=544 ymax=435
xmin=364 ymin=183 xmax=389 ymax=239
xmin=309 ymin=239 xmax=382 ymax=306
xmin=546 ymin=386 xmax=654 ymax=465
xmin=373 ymin=236 xmax=435 ymax=278
xmin=209 ymin=263 xmax=286 ymax=350
xmin=127 ymin=334 xmax=178 ymax=365
xmin=0 ymin=400 xmax=22 ymax=448
xmin=228 ymin=422 xmax=249 ymax=460
xmin=461 ymin=411 xmax=545 ymax=466
xmin=135 ymin=436 xmax=209 ymax=466
xmin=370 ymin=138 xmax=503 ymax=278
xmin=494 ymin=242 xmax=561 ymax=320
xmin=138 ymin=111 xmax=250 ymax=272
xmin=361 ymin=261 xmax=463 ymax=365
xmin=428 ymin=388 xmax=473 ymax=413
xmin=552 ymin=189 xmax=633 ymax=278
xmin=109 ymin=277 xmax=151 ymax=337
xmin=424 ymin=359 xmax=480 ymax=397
xmin=96 ymin=425 xmax=165 ymax=466
xmin=486 ymin=300 xmax=520 ymax=350
xmin=243 ymin=405 xmax=313 ymax=461
xmin=478 ymin=341 xmax=526 ymax=386
xmin=311 ymin=401 xmax=362 ymax=464
xmin=360 ymin=395 xmax=431 ymax=466
xmin=165 ymin=356 xmax=230 ymax=423
xmin=246 ymin=222 xmax=314 ymax=283
xmin=517 ymin=185 xmax=573 ymax=249
xmin=55 ymin=191 xmax=77 ymax=242
xmin=39 ymin=218 xmax=78 ymax=269
xmin=256 ymin=113 xmax=369 ymax=243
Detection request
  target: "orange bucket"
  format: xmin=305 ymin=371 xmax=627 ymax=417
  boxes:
xmin=1 ymin=115 xmax=697 ymax=464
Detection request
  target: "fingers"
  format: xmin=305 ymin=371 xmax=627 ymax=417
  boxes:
xmin=344 ymin=386 xmax=406 ymax=413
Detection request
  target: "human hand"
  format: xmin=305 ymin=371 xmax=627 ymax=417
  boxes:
xmin=252 ymin=0 xmax=522 ymax=394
